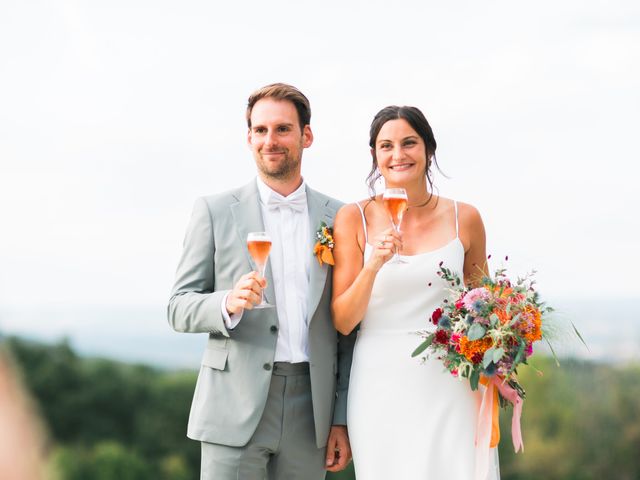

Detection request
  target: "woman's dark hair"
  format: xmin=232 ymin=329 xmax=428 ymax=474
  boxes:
xmin=366 ymin=105 xmax=440 ymax=197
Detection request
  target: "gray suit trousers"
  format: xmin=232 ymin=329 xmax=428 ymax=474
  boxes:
xmin=201 ymin=362 xmax=327 ymax=480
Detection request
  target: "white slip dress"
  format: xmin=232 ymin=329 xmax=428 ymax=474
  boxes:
xmin=346 ymin=201 xmax=500 ymax=479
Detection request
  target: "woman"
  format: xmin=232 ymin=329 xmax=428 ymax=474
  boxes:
xmin=332 ymin=106 xmax=499 ymax=479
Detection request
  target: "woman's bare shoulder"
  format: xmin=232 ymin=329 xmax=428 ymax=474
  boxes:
xmin=336 ymin=199 xmax=376 ymax=220
xmin=453 ymin=199 xmax=483 ymax=222
xmin=454 ymin=200 xmax=486 ymax=250
xmin=335 ymin=199 xmax=370 ymax=232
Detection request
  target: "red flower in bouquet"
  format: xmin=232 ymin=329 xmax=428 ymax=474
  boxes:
xmin=434 ymin=329 xmax=451 ymax=345
xmin=431 ymin=307 xmax=443 ymax=325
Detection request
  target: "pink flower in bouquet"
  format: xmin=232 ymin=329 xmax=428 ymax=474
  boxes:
xmin=510 ymin=292 xmax=526 ymax=304
xmin=463 ymin=287 xmax=490 ymax=311
xmin=525 ymin=343 xmax=533 ymax=357
xmin=451 ymin=333 xmax=462 ymax=352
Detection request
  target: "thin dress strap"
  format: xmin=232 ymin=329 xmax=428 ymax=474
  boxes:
xmin=453 ymin=200 xmax=459 ymax=238
xmin=355 ymin=202 xmax=369 ymax=244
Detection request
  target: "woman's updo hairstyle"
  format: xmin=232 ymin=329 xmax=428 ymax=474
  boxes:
xmin=366 ymin=105 xmax=439 ymax=197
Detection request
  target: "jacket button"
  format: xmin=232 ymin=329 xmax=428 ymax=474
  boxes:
xmin=263 ymin=363 xmax=272 ymax=371
xmin=270 ymin=325 xmax=278 ymax=333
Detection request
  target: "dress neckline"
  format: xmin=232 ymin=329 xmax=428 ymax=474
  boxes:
xmin=364 ymin=237 xmax=463 ymax=260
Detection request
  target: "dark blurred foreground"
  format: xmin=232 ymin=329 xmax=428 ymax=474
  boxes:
xmin=2 ymin=336 xmax=639 ymax=479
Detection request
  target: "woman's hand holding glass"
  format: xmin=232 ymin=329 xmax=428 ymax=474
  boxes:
xmin=382 ymin=188 xmax=409 ymax=264
xmin=363 ymin=227 xmax=403 ymax=273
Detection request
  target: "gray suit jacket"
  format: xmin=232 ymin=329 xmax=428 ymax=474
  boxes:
xmin=168 ymin=180 xmax=354 ymax=448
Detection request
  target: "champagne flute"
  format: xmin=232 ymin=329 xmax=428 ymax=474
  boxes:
xmin=383 ymin=188 xmax=408 ymax=264
xmin=246 ymin=231 xmax=273 ymax=308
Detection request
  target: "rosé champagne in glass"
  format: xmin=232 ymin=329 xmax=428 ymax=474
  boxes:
xmin=247 ymin=231 xmax=272 ymax=308
xmin=383 ymin=188 xmax=408 ymax=264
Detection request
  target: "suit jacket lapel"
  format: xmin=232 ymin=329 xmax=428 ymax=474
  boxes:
xmin=306 ymin=186 xmax=335 ymax=322
xmin=230 ymin=181 xmax=277 ymax=306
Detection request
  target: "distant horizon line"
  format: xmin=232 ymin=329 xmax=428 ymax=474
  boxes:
xmin=4 ymin=332 xmax=636 ymax=372
xmin=2 ymin=295 xmax=639 ymax=311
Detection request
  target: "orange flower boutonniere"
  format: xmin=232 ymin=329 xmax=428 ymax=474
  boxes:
xmin=313 ymin=222 xmax=335 ymax=266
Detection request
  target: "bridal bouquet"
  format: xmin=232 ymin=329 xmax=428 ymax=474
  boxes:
xmin=412 ymin=262 xmax=556 ymax=401
xmin=412 ymin=262 xmax=568 ymax=462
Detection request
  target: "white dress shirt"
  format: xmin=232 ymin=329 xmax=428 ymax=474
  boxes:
xmin=221 ymin=177 xmax=311 ymax=363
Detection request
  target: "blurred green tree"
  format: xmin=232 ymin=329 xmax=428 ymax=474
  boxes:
xmin=6 ymin=336 xmax=640 ymax=480
xmin=52 ymin=442 xmax=151 ymax=480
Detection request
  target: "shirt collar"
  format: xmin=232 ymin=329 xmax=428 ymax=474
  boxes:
xmin=256 ymin=177 xmax=307 ymax=205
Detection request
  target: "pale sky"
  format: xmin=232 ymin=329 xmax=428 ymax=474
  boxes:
xmin=1 ymin=0 xmax=639 ymax=336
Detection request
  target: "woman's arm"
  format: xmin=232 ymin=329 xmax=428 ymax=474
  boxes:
xmin=460 ymin=202 xmax=488 ymax=287
xmin=331 ymin=203 xmax=398 ymax=335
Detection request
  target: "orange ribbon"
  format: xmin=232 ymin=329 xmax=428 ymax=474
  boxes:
xmin=475 ymin=376 xmax=524 ymax=480
xmin=479 ymin=377 xmax=501 ymax=448
xmin=313 ymin=242 xmax=334 ymax=266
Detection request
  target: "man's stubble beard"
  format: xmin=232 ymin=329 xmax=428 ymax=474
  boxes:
xmin=256 ymin=149 xmax=302 ymax=182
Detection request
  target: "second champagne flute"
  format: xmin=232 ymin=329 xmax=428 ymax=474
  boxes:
xmin=383 ymin=188 xmax=408 ymax=264
xmin=246 ymin=231 xmax=273 ymax=308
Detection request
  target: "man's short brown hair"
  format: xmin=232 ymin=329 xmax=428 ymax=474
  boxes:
xmin=246 ymin=83 xmax=311 ymax=132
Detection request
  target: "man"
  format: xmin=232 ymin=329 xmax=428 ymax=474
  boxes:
xmin=168 ymin=83 xmax=354 ymax=479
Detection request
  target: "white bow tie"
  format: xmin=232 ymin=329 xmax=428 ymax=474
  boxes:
xmin=267 ymin=190 xmax=307 ymax=212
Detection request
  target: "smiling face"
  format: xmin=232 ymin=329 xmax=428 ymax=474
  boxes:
xmin=374 ymin=118 xmax=428 ymax=188
xmin=247 ymin=98 xmax=313 ymax=183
